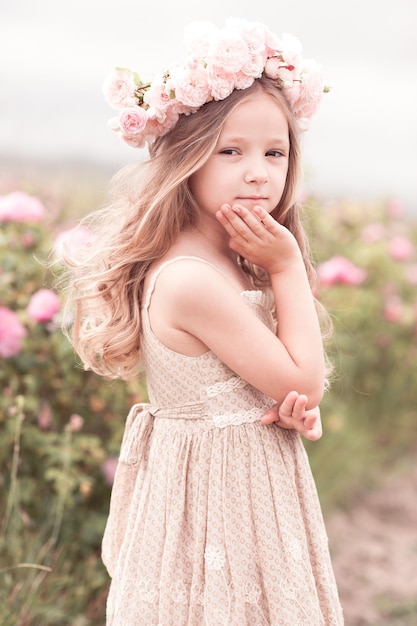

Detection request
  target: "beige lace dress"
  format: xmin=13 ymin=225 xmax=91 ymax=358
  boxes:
xmin=102 ymin=256 xmax=344 ymax=625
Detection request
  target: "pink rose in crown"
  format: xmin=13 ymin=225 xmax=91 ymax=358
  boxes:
xmin=102 ymin=68 xmax=137 ymax=110
xmin=317 ymin=256 xmax=367 ymax=287
xmin=0 ymin=306 xmax=27 ymax=358
xmin=264 ymin=57 xmax=284 ymax=81
xmin=142 ymin=107 xmax=180 ymax=145
xmin=210 ymin=29 xmax=250 ymax=73
xmin=207 ymin=65 xmax=235 ymax=101
xmin=144 ymin=80 xmax=174 ymax=110
xmin=118 ymin=106 xmax=148 ymax=136
xmin=172 ymin=66 xmax=210 ymax=108
xmin=292 ymin=60 xmax=325 ymax=122
xmin=0 ymin=191 xmax=45 ymax=223
xmin=232 ymin=18 xmax=268 ymax=57
xmin=234 ymin=71 xmax=256 ymax=90
xmin=27 ymin=289 xmax=61 ymax=323
xmin=240 ymin=53 xmax=264 ymax=79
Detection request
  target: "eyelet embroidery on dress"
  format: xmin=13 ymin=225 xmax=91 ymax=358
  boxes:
xmin=243 ymin=580 xmax=262 ymax=604
xmin=134 ymin=577 xmax=159 ymax=604
xmin=287 ymin=535 xmax=303 ymax=562
xmin=204 ymin=544 xmax=226 ymax=570
xmin=170 ymin=580 xmax=188 ymax=604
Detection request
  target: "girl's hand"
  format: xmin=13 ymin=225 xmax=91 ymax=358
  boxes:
xmin=261 ymin=391 xmax=323 ymax=441
xmin=216 ymin=203 xmax=302 ymax=274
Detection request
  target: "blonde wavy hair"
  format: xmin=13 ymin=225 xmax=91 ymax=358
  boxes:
xmin=60 ymin=77 xmax=331 ymax=380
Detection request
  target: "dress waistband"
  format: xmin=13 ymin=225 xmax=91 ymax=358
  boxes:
xmin=150 ymin=401 xmax=207 ymax=420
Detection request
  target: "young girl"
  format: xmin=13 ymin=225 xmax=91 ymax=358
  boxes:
xmin=62 ymin=18 xmax=343 ymax=625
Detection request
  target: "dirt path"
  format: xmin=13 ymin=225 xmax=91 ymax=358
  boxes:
xmin=326 ymin=464 xmax=417 ymax=625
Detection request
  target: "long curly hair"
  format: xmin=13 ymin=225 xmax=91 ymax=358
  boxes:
xmin=59 ymin=77 xmax=330 ymax=380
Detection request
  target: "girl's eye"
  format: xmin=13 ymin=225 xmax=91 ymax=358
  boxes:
xmin=220 ymin=148 xmax=239 ymax=155
xmin=266 ymin=150 xmax=283 ymax=157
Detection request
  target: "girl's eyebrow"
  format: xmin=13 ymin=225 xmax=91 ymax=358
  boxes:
xmin=218 ymin=134 xmax=290 ymax=146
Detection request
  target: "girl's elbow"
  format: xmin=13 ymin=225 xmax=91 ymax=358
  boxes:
xmin=305 ymin=379 xmax=325 ymax=409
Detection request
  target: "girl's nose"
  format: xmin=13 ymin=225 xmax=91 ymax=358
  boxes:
xmin=244 ymin=160 xmax=268 ymax=184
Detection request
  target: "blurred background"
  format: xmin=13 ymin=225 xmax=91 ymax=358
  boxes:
xmin=1 ymin=0 xmax=416 ymax=209
xmin=1 ymin=1 xmax=417 ymax=625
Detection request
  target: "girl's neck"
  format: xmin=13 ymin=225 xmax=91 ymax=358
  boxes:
xmin=164 ymin=222 xmax=253 ymax=291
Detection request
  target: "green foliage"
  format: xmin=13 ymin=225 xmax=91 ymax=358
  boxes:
xmin=1 ymin=188 xmax=416 ymax=623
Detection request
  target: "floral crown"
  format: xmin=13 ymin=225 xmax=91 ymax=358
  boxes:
xmin=103 ymin=18 xmax=328 ymax=149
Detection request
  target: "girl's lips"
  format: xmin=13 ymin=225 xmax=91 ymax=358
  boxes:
xmin=236 ymin=197 xmax=267 ymax=201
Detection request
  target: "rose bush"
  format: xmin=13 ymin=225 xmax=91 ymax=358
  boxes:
xmin=0 ymin=190 xmax=146 ymax=625
xmin=304 ymin=197 xmax=417 ymax=508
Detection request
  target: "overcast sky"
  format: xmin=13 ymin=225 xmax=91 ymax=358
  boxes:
xmin=1 ymin=0 xmax=416 ymax=211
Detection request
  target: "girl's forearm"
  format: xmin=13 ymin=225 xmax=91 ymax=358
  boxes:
xmin=270 ymin=263 xmax=325 ymax=406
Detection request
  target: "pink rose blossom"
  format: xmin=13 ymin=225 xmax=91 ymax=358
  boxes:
xmin=27 ymin=288 xmax=61 ymax=323
xmin=300 ymin=60 xmax=325 ymax=98
xmin=68 ymin=413 xmax=84 ymax=432
xmin=21 ymin=232 xmax=36 ymax=248
xmin=388 ymin=236 xmax=414 ymax=261
xmin=317 ymin=256 xmax=367 ymax=287
xmin=173 ymin=66 xmax=210 ymax=108
xmin=207 ymin=65 xmax=235 ymax=100
xmin=291 ymin=60 xmax=324 ymax=120
xmin=143 ymin=80 xmax=173 ymax=110
xmin=226 ymin=18 xmax=267 ymax=56
xmin=101 ymin=457 xmax=119 ymax=486
xmin=233 ymin=72 xmax=255 ymax=91
xmin=143 ymin=107 xmax=179 ymax=143
xmin=240 ymin=53 xmax=264 ymax=79
xmin=361 ymin=223 xmax=386 ymax=243
xmin=209 ymin=30 xmax=249 ymax=73
xmin=0 ymin=191 xmax=45 ymax=223
xmin=118 ymin=106 xmax=148 ymax=136
xmin=122 ymin=134 xmax=146 ymax=149
xmin=102 ymin=68 xmax=137 ymax=110
xmin=0 ymin=306 xmax=27 ymax=357
xmin=54 ymin=225 xmax=94 ymax=262
xmin=276 ymin=66 xmax=296 ymax=89
xmin=383 ymin=295 xmax=404 ymax=323
xmin=264 ymin=57 xmax=283 ymax=80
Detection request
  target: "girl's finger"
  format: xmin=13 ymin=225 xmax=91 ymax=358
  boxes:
xmin=290 ymin=394 xmax=308 ymax=420
xmin=261 ymin=405 xmax=280 ymax=424
xmin=277 ymin=391 xmax=298 ymax=419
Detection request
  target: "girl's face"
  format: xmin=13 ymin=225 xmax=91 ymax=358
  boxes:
xmin=189 ymin=93 xmax=289 ymax=219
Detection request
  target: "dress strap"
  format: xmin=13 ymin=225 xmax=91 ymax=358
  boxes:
xmin=143 ymin=255 xmax=226 ymax=311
